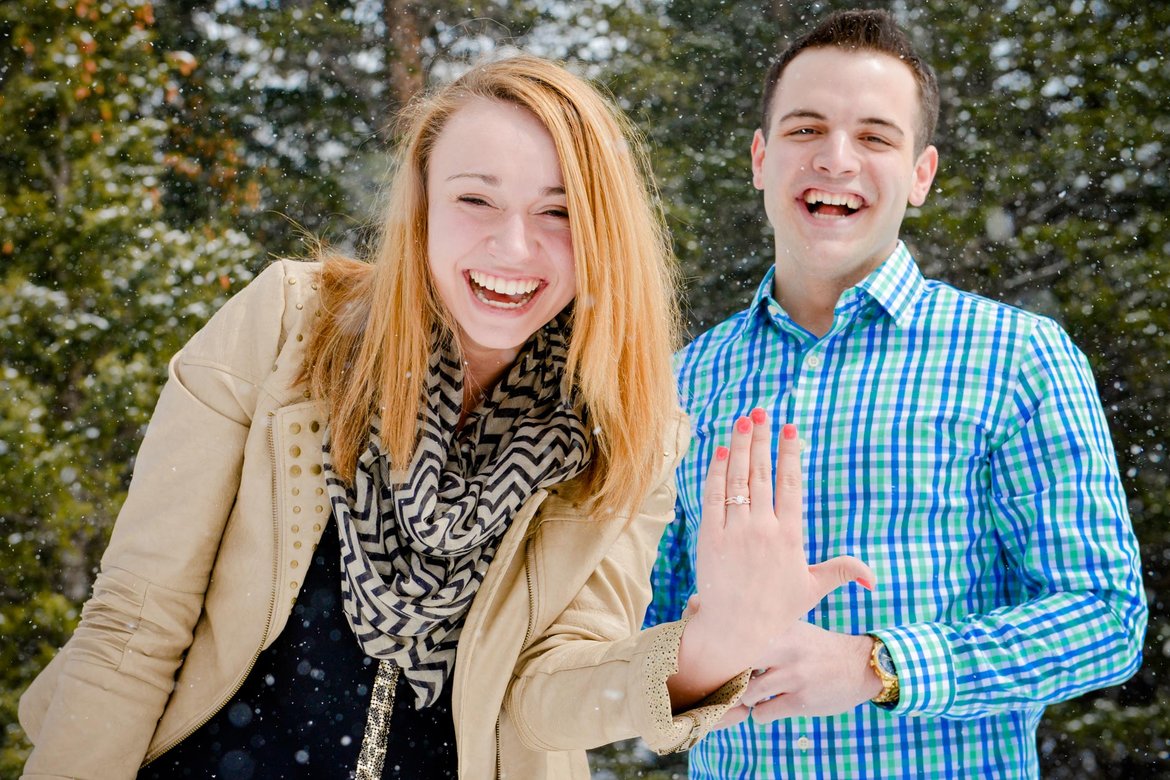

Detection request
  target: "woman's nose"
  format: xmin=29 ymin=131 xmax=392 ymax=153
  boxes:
xmin=489 ymin=214 xmax=535 ymax=262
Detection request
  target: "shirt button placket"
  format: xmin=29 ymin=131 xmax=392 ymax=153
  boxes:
xmin=789 ymin=346 xmax=822 ymax=445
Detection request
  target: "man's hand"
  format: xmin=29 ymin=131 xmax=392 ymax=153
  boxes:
xmin=739 ymin=622 xmax=882 ymax=721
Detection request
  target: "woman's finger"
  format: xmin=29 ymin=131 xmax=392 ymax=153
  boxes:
xmin=725 ymin=416 xmax=754 ymax=518
xmin=701 ymin=443 xmax=732 ymax=531
xmin=747 ymin=408 xmax=774 ymax=518
xmin=773 ymin=422 xmax=803 ymax=530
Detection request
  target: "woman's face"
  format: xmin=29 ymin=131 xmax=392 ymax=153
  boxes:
xmin=426 ymin=98 xmax=577 ymax=372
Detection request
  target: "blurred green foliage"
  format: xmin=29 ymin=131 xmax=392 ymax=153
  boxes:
xmin=2 ymin=0 xmax=1166 ymax=776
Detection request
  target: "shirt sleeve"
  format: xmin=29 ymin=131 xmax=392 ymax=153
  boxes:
xmin=644 ymin=493 xmax=694 ymax=628
xmin=872 ymin=319 xmax=1147 ymax=718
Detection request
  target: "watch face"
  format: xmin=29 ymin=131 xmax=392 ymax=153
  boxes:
xmin=877 ymin=644 xmax=897 ymax=675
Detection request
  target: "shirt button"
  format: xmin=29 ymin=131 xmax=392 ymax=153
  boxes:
xmin=796 ymin=736 xmax=812 ymax=750
xmin=805 ymin=354 xmax=822 ymax=369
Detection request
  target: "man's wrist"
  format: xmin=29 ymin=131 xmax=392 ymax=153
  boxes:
xmin=867 ymin=635 xmax=900 ymax=708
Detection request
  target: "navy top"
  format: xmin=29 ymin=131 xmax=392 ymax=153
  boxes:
xmin=140 ymin=519 xmax=457 ymax=779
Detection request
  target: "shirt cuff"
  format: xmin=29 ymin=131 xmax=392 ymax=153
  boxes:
xmin=870 ymin=622 xmax=956 ymax=716
xmin=640 ymin=618 xmax=752 ymax=754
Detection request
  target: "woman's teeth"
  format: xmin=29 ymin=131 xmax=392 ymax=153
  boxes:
xmin=469 ymin=270 xmax=541 ymax=309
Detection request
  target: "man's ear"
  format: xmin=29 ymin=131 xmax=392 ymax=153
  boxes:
xmin=908 ymin=144 xmax=939 ymax=207
xmin=751 ymin=129 xmax=767 ymax=190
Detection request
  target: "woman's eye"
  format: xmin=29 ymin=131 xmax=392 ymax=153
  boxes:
xmin=544 ymin=207 xmax=570 ymax=219
xmin=458 ymin=195 xmax=490 ymax=206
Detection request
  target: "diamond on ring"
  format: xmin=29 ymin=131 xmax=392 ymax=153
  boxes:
xmin=724 ymin=495 xmax=751 ymax=506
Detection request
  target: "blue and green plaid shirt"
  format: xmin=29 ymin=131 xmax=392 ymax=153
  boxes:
xmin=647 ymin=242 xmax=1147 ymax=778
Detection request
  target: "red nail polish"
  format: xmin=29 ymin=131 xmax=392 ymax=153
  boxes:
xmin=736 ymin=418 xmax=752 ymax=434
xmin=715 ymin=446 xmax=730 ymax=461
xmin=855 ymin=578 xmax=874 ymax=591
xmin=782 ymin=424 xmax=797 ymax=440
xmin=750 ymin=408 xmax=766 ymax=424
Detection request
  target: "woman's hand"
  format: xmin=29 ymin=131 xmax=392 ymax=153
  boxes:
xmin=669 ymin=408 xmax=874 ymax=708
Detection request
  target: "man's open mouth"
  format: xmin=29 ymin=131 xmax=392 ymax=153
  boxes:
xmin=468 ymin=270 xmax=543 ymax=309
xmin=803 ymin=189 xmax=864 ymax=217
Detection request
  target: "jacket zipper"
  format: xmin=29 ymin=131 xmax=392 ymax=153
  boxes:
xmin=141 ymin=410 xmax=282 ymax=765
xmin=522 ymin=537 xmax=538 ymax=648
xmin=495 ymin=718 xmax=503 ymax=780
xmin=495 ymin=536 xmax=539 ymax=779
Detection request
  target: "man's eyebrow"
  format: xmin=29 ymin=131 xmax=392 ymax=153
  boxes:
xmin=777 ymin=110 xmax=907 ymax=137
xmin=445 ymin=172 xmax=565 ymax=197
xmin=777 ymin=109 xmax=828 ymax=124
xmin=859 ymin=117 xmax=906 ymax=136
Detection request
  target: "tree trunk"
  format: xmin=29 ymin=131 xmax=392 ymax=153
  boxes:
xmin=384 ymin=0 xmax=425 ymax=129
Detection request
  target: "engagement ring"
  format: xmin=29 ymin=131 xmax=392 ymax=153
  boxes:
xmin=724 ymin=495 xmax=751 ymax=506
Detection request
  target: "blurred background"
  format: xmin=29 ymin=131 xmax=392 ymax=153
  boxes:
xmin=1 ymin=0 xmax=1167 ymax=775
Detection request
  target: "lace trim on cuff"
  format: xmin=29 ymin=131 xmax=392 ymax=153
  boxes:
xmin=642 ymin=618 xmax=752 ymax=754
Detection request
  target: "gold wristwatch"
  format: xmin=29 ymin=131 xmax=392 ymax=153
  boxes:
xmin=868 ymin=636 xmax=900 ymax=708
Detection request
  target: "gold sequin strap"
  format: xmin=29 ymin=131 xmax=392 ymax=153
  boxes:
xmin=355 ymin=660 xmax=401 ymax=779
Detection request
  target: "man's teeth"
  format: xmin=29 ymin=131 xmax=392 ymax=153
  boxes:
xmin=469 ymin=270 xmax=540 ymax=296
xmin=804 ymin=191 xmax=863 ymax=210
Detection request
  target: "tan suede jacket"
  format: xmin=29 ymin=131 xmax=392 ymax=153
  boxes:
xmin=19 ymin=260 xmax=744 ymax=779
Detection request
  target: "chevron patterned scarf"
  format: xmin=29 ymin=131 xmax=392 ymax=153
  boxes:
xmin=322 ymin=317 xmax=590 ymax=709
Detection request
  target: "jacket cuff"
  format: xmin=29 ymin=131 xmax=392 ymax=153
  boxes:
xmin=640 ymin=618 xmax=751 ymax=754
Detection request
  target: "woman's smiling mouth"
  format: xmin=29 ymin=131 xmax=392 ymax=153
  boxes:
xmin=467 ymin=270 xmax=544 ymax=309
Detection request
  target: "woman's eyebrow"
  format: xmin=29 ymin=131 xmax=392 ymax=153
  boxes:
xmin=446 ymin=172 xmax=565 ymax=197
xmin=446 ymin=172 xmax=499 ymax=185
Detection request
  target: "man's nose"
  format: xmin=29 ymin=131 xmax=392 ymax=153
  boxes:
xmin=813 ymin=132 xmax=861 ymax=177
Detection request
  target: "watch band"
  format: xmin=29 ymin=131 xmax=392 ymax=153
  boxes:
xmin=868 ymin=636 xmax=900 ymax=708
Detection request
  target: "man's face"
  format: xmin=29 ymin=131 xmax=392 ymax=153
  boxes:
xmin=751 ymin=47 xmax=938 ymax=291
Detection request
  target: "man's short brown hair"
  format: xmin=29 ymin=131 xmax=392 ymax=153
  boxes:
xmin=760 ymin=9 xmax=940 ymax=153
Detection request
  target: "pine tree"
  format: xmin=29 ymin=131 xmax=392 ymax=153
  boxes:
xmin=0 ymin=1 xmax=261 ymax=769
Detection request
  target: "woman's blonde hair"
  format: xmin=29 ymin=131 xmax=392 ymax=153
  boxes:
xmin=304 ymin=55 xmax=680 ymax=514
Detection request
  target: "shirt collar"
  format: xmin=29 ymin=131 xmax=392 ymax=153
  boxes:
xmin=855 ymin=241 xmax=925 ymax=329
xmin=742 ymin=240 xmax=925 ymax=336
